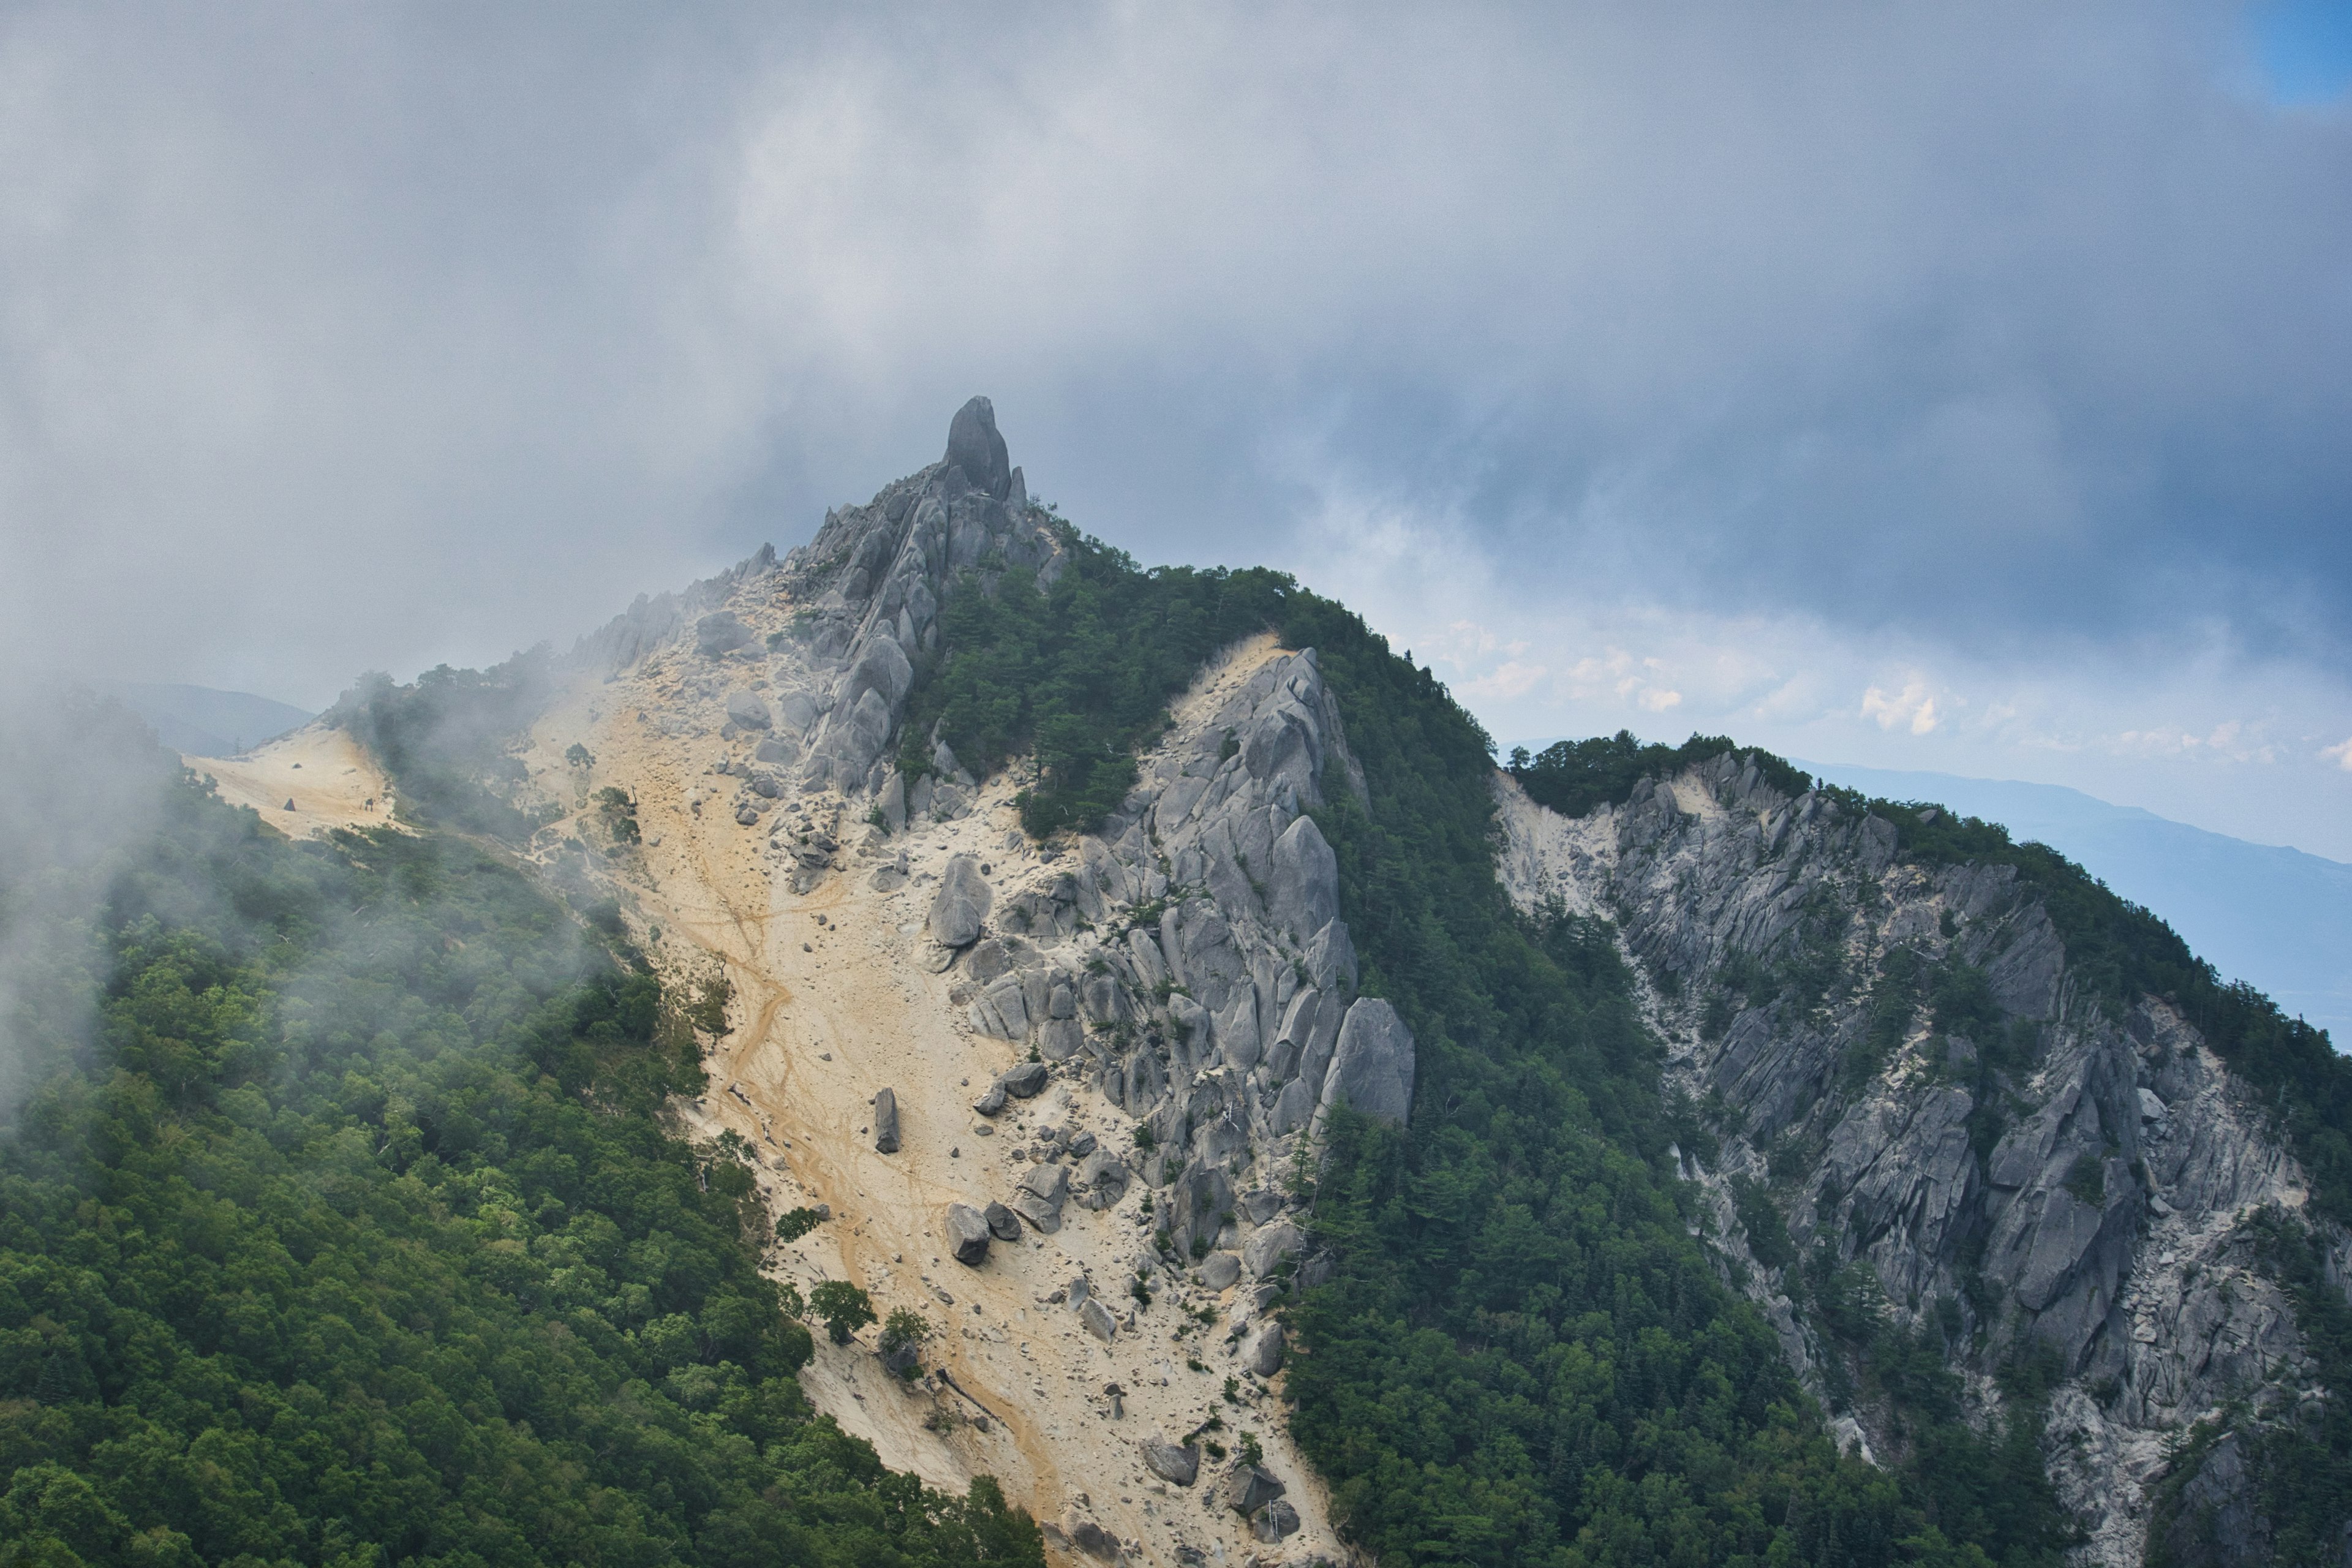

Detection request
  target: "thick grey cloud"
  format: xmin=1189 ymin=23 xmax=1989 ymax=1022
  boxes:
xmin=0 ymin=2 xmax=2345 ymax=845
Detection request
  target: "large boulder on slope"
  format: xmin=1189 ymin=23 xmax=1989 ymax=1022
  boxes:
xmin=1224 ymin=1464 xmax=1286 ymax=1516
xmin=997 ymin=1060 xmax=1050 ymax=1099
xmin=696 ymin=612 xmax=750 ymax=657
xmin=872 ymin=1087 xmax=900 ymax=1153
xmin=944 ymin=1204 xmax=991 ymax=1265
xmin=1251 ymin=1501 xmax=1301 ymax=1542
xmin=1011 ymin=1161 xmax=1070 ymax=1234
xmin=1141 ymin=1438 xmax=1199 ymax=1487
xmin=1245 ymin=1321 xmax=1286 ymax=1376
xmin=1072 ymin=1148 xmax=1131 ymax=1210
xmin=927 ymin=854 xmax=992 ymax=948
xmin=1243 ymin=1219 xmax=1304 ymax=1280
xmin=725 ymin=690 xmax=772 ymax=729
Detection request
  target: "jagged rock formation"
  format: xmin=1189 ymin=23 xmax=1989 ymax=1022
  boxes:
xmin=1498 ymin=753 xmax=2350 ymax=1567
xmin=502 ymin=398 xmax=1382 ymax=1568
xmin=628 ymin=397 xmax=1412 ymax=1244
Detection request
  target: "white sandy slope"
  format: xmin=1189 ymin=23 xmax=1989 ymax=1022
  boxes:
xmin=510 ymin=643 xmax=1344 ymax=1568
xmin=185 ymin=722 xmax=398 ymax=838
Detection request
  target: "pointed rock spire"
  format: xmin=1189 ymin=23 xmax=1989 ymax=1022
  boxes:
xmin=944 ymin=396 xmax=1012 ymax=502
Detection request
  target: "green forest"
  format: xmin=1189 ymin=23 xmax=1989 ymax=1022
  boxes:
xmin=0 ymin=713 xmax=1041 ymax=1568
xmin=895 ymin=521 xmax=1294 ymax=838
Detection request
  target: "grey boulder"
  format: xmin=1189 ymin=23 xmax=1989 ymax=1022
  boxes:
xmin=984 ymin=1200 xmax=1023 ymax=1242
xmin=1245 ymin=1322 xmax=1285 ymax=1376
xmin=1243 ymin=1219 xmax=1305 ymax=1280
xmin=1199 ymin=1251 xmax=1242 ymax=1291
xmin=1072 ymin=1148 xmax=1132 ymax=1211
xmin=1140 ymin=1438 xmax=1199 ymax=1487
xmin=696 ymin=612 xmax=750 ymax=656
xmin=944 ymin=1203 xmax=990 ymax=1265
xmin=1080 ymin=1296 xmax=1119 ymax=1342
xmin=998 ymin=1061 xmax=1050 ymax=1099
xmin=1223 ymin=1464 xmax=1286 ymax=1516
xmin=927 ymin=853 xmax=993 ymax=948
xmin=1066 ymin=1518 xmax=1118 ymax=1562
xmin=872 ymin=1088 xmax=900 ymax=1153
xmin=725 ymin=690 xmax=772 ymax=730
xmin=1011 ymin=1161 xmax=1070 ymax=1234
xmin=971 ymin=1082 xmax=1008 ymax=1117
xmin=1251 ymin=1501 xmax=1300 ymax=1542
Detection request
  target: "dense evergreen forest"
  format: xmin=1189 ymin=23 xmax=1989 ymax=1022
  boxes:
xmin=0 ymin=706 xmax=1041 ymax=1568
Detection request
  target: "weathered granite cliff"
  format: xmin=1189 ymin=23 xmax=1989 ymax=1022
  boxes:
xmin=1497 ymin=752 xmax=2351 ymax=1567
xmin=493 ymin=399 xmax=1409 ymax=1565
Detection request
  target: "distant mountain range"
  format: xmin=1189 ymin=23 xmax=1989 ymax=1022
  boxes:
xmin=94 ymin=680 xmax=312 ymax=758
xmin=1797 ymin=760 xmax=2350 ymax=1048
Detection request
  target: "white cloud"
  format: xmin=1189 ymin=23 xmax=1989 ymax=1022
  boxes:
xmin=1863 ymin=678 xmax=1943 ymax=735
xmin=2325 ymin=737 xmax=2352 ymax=772
xmin=1466 ymin=660 xmax=1547 ymax=699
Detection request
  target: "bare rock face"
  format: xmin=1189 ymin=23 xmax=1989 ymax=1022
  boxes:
xmin=1494 ymin=754 xmax=2346 ymax=1568
xmin=928 ymin=854 xmax=992 ymax=948
xmin=1310 ymin=997 xmax=1415 ymax=1134
xmin=872 ymin=1087 xmax=900 ymax=1153
xmin=943 ymin=1203 xmax=990 ymax=1265
xmin=1141 ymin=1438 xmax=1199 ymax=1487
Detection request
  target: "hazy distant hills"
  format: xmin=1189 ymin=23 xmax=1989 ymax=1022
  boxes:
xmin=96 ymin=680 xmax=312 ymax=758
xmin=1800 ymin=760 xmax=2351 ymax=1049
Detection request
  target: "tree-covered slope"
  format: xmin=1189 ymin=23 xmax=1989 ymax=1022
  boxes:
xmin=0 ymin=712 xmax=1041 ymax=1568
xmin=1272 ymin=609 xmax=2064 ymax=1568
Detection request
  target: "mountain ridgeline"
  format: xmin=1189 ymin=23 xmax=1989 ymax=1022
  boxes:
xmin=7 ymin=399 xmax=2348 ymax=1568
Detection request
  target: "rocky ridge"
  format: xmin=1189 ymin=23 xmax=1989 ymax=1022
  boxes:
xmin=508 ymin=401 xmax=1414 ymax=1567
xmin=1496 ymin=755 xmax=2351 ymax=1567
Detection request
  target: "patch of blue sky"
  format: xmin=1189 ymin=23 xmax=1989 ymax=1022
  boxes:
xmin=2253 ymin=0 xmax=2352 ymax=105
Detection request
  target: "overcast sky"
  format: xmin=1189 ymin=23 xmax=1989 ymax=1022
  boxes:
xmin=3 ymin=2 xmax=2348 ymax=857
